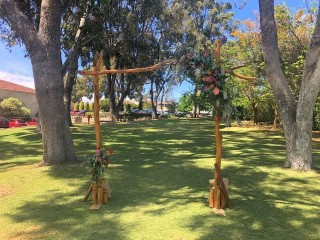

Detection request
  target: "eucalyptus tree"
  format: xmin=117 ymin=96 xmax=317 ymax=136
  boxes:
xmin=0 ymin=0 xmax=77 ymax=164
xmin=227 ymin=19 xmax=270 ymax=125
xmin=61 ymin=0 xmax=92 ymax=126
xmin=77 ymin=0 xmax=166 ymax=121
xmin=259 ymin=0 xmax=319 ymax=170
xmin=171 ymin=0 xmax=234 ymax=118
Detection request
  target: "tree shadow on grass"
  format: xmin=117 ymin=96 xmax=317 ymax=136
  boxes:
xmin=0 ymin=128 xmax=43 ymax=171
xmin=188 ymin=167 xmax=320 ymax=240
xmin=6 ymin=192 xmax=127 ymax=240
xmin=5 ymin=119 xmax=320 ymax=239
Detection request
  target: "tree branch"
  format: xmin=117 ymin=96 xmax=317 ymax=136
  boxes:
xmin=302 ymin=2 xmax=320 ymax=82
xmin=258 ymin=0 xmax=296 ymax=109
xmin=79 ymin=59 xmax=174 ymax=76
xmin=0 ymin=0 xmax=37 ymax=46
xmin=61 ymin=0 xmax=91 ymax=77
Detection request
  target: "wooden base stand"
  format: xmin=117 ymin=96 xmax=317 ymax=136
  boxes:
xmin=83 ymin=179 xmax=111 ymax=209
xmin=209 ymin=164 xmax=231 ymax=209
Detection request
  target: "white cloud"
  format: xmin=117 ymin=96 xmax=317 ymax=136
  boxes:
xmin=0 ymin=70 xmax=34 ymax=89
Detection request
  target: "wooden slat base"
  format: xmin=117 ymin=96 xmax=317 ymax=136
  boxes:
xmin=83 ymin=179 xmax=111 ymax=209
xmin=90 ymin=204 xmax=103 ymax=210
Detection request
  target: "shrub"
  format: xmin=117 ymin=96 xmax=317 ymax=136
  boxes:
xmin=89 ymin=102 xmax=94 ymax=111
xmin=100 ymin=99 xmax=110 ymax=112
xmin=84 ymin=102 xmax=90 ymax=111
xmin=79 ymin=101 xmax=85 ymax=110
xmin=0 ymin=97 xmax=31 ymax=118
xmin=74 ymin=102 xmax=79 ymax=111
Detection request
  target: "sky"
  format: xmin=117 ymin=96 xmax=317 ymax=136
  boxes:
xmin=0 ymin=0 xmax=314 ymax=101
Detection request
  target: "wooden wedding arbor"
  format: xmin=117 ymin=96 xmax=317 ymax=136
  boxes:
xmin=79 ymin=40 xmax=255 ymax=211
xmin=79 ymin=52 xmax=174 ymax=209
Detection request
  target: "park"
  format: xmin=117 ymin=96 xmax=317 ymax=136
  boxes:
xmin=1 ymin=119 xmax=319 ymax=239
xmin=0 ymin=0 xmax=320 ymax=239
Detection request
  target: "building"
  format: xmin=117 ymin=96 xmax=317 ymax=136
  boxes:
xmin=0 ymin=79 xmax=38 ymax=117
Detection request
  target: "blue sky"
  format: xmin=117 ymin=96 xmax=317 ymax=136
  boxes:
xmin=0 ymin=0 xmax=315 ymax=100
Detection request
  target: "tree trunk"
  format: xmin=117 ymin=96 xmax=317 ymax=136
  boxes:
xmin=259 ymin=0 xmax=319 ymax=170
xmin=160 ymin=91 xmax=165 ymax=115
xmin=0 ymin=0 xmax=77 ymax=165
xmin=115 ymin=75 xmax=130 ymax=118
xmin=252 ymin=103 xmax=258 ymax=125
xmin=31 ymin=46 xmax=77 ymax=164
xmin=108 ymin=74 xmax=119 ymax=122
xmin=192 ymin=85 xmax=199 ymax=118
xmin=64 ymin=54 xmax=78 ymax=127
xmin=138 ymin=97 xmax=143 ymax=110
xmin=150 ymin=78 xmax=159 ymax=119
xmin=273 ymin=107 xmax=278 ymax=127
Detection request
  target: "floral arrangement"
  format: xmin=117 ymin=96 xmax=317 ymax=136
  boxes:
xmin=84 ymin=149 xmax=113 ymax=183
xmin=177 ymin=48 xmax=237 ymax=122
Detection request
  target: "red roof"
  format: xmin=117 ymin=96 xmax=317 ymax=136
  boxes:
xmin=0 ymin=79 xmax=35 ymax=94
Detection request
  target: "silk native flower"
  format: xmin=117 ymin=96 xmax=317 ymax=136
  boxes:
xmin=195 ymin=68 xmax=201 ymax=78
xmin=213 ymin=87 xmax=220 ymax=95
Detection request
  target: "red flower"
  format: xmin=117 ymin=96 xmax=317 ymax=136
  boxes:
xmin=106 ymin=159 xmax=110 ymax=165
xmin=108 ymin=149 xmax=113 ymax=155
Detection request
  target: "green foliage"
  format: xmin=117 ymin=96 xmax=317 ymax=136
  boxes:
xmin=313 ymin=96 xmax=320 ymax=130
xmin=85 ymin=111 xmax=93 ymax=117
xmin=166 ymin=102 xmax=177 ymax=114
xmin=0 ymin=97 xmax=30 ymax=118
xmin=178 ymin=90 xmax=222 ymax=115
xmin=0 ymin=120 xmax=319 ymax=239
xmin=143 ymin=100 xmax=152 ymax=110
xmin=73 ymin=102 xmax=79 ymax=111
xmin=79 ymin=101 xmax=84 ymax=110
xmin=84 ymin=102 xmax=90 ymax=111
xmin=176 ymin=50 xmax=230 ymax=106
xmin=72 ymin=76 xmax=94 ymax=102
xmin=83 ymin=149 xmax=113 ymax=183
xmin=177 ymin=94 xmax=193 ymax=112
xmin=227 ymin=4 xmax=314 ymax=124
xmin=100 ymin=99 xmax=110 ymax=112
xmin=89 ymin=102 xmax=94 ymax=111
xmin=124 ymin=103 xmax=132 ymax=112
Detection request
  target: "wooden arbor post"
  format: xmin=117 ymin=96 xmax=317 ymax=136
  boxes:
xmin=79 ymin=51 xmax=173 ymax=209
xmin=93 ymin=51 xmax=104 ymax=150
xmin=209 ymin=39 xmax=256 ymax=210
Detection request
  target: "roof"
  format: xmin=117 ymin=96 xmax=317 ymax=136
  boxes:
xmin=0 ymin=79 xmax=35 ymax=94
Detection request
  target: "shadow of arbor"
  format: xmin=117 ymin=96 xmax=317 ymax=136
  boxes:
xmin=3 ymin=119 xmax=320 ymax=239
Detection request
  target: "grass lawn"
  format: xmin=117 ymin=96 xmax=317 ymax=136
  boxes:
xmin=0 ymin=118 xmax=319 ymax=240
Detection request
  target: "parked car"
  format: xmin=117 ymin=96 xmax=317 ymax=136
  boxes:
xmin=130 ymin=109 xmax=139 ymax=113
xmin=145 ymin=108 xmax=153 ymax=114
xmin=70 ymin=110 xmax=86 ymax=116
xmin=9 ymin=119 xmax=27 ymax=128
xmin=26 ymin=118 xmax=38 ymax=126
xmin=0 ymin=117 xmax=9 ymax=128
xmin=70 ymin=110 xmax=80 ymax=115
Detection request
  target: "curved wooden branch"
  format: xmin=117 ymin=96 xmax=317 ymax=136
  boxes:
xmin=79 ymin=59 xmax=174 ymax=76
xmin=225 ymin=68 xmax=257 ymax=80
xmin=230 ymin=65 xmax=247 ymax=70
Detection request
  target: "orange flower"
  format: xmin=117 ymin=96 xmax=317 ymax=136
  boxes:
xmin=213 ymin=87 xmax=220 ymax=95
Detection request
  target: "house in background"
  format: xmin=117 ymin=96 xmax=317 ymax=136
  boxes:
xmin=0 ymin=79 xmax=38 ymax=117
